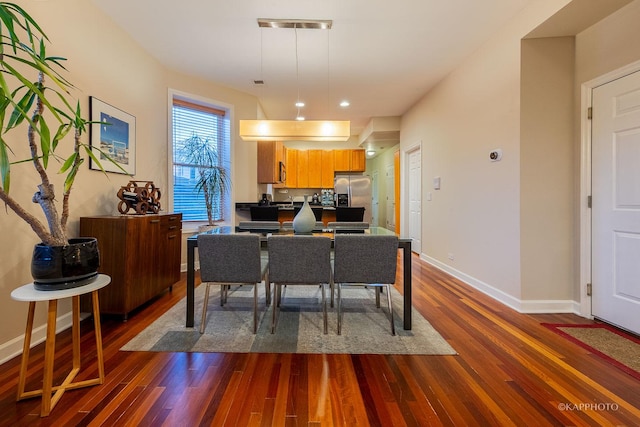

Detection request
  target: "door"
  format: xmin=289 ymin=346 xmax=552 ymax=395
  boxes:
xmin=386 ymin=165 xmax=395 ymax=231
xmin=407 ymin=147 xmax=422 ymax=253
xmin=592 ymin=70 xmax=640 ymax=334
xmin=371 ymin=171 xmax=379 ymax=226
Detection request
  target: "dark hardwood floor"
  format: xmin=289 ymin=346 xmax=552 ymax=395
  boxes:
xmin=1 ymin=253 xmax=639 ymax=426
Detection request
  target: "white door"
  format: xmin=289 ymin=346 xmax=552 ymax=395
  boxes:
xmin=408 ymin=148 xmax=422 ymax=253
xmin=386 ymin=165 xmax=395 ymax=231
xmin=592 ymin=70 xmax=640 ymax=334
xmin=371 ymin=171 xmax=379 ymax=226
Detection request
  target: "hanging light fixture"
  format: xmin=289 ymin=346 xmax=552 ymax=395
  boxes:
xmin=239 ymin=18 xmax=350 ymax=142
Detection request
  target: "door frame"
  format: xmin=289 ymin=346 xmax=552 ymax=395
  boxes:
xmin=401 ymin=142 xmax=422 ymax=248
xmin=579 ymin=59 xmax=640 ymax=319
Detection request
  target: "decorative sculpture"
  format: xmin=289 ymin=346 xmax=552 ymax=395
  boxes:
xmin=117 ymin=181 xmax=161 ymax=215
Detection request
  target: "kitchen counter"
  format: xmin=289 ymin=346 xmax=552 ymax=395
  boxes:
xmin=235 ymin=202 xmax=335 ymax=211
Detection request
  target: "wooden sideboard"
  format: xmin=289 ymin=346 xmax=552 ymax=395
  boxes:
xmin=80 ymin=213 xmax=182 ymax=319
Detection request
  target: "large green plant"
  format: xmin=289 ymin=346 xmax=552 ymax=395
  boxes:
xmin=0 ymin=2 xmax=112 ymax=246
xmin=180 ymin=133 xmax=230 ymax=226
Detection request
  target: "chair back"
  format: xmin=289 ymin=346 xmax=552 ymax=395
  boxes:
xmin=238 ymin=221 xmax=280 ymax=230
xmin=333 ymin=235 xmax=398 ymax=284
xmin=197 ymin=234 xmax=262 ymax=283
xmin=268 ymin=235 xmax=331 ymax=283
xmin=327 ymin=221 xmax=369 ymax=231
xmin=250 ymin=206 xmax=279 ymax=221
xmin=335 ymin=207 xmax=365 ymax=222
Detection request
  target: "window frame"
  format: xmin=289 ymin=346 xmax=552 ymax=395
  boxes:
xmin=167 ymin=89 xmax=234 ymax=232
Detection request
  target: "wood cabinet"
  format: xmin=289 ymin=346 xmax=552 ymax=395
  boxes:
xmin=296 ymin=149 xmax=309 ymax=188
xmin=321 ymin=150 xmax=335 ymax=188
xmin=285 ymin=148 xmax=297 ymax=188
xmin=307 ymin=149 xmax=323 ymax=188
xmin=79 ymin=213 xmax=182 ymax=319
xmin=257 ymin=140 xmax=285 ymax=184
xmin=334 ymin=149 xmax=351 ymax=172
xmin=350 ymin=149 xmax=366 ymax=172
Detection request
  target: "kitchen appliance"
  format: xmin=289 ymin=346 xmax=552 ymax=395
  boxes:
xmin=320 ymin=189 xmax=334 ymax=206
xmin=334 ymin=174 xmax=372 ymax=223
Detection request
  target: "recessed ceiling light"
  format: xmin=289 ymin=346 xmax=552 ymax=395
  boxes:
xmin=295 ymin=101 xmax=305 ymax=108
xmin=339 ymin=100 xmax=350 ymax=107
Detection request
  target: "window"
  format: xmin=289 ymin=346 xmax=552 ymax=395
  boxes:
xmin=172 ymin=98 xmax=231 ymax=222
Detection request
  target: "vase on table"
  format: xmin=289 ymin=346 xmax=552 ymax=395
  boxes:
xmin=293 ymin=195 xmax=315 ymax=234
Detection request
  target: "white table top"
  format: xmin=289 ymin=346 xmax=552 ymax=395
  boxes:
xmin=10 ymin=274 xmax=111 ymax=302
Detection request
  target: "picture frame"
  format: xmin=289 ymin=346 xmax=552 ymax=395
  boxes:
xmin=89 ymin=96 xmax=136 ymax=174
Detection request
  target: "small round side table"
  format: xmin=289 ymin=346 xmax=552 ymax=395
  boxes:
xmin=11 ymin=274 xmax=111 ymax=417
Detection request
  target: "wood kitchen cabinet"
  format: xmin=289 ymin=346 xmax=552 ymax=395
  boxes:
xmin=285 ymin=148 xmax=298 ymax=188
xmin=321 ymin=150 xmax=335 ymax=187
xmin=297 ymin=149 xmax=309 ymax=188
xmin=257 ymin=140 xmax=285 ymax=184
xmin=307 ymin=149 xmax=323 ymax=188
xmin=350 ymin=149 xmax=366 ymax=172
xmin=79 ymin=213 xmax=182 ymax=319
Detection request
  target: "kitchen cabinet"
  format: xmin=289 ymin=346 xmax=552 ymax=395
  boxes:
xmin=296 ymin=150 xmax=309 ymax=188
xmin=321 ymin=150 xmax=335 ymax=188
xmin=79 ymin=213 xmax=182 ymax=319
xmin=307 ymin=149 xmax=323 ymax=188
xmin=334 ymin=149 xmax=366 ymax=172
xmin=350 ymin=149 xmax=366 ymax=172
xmin=285 ymin=148 xmax=297 ymax=188
xmin=257 ymin=140 xmax=285 ymax=184
xmin=334 ymin=149 xmax=351 ymax=172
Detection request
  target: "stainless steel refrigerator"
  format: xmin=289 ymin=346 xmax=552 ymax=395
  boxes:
xmin=334 ymin=174 xmax=372 ymax=223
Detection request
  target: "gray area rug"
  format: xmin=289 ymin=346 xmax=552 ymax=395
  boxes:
xmin=121 ymin=284 xmax=456 ymax=355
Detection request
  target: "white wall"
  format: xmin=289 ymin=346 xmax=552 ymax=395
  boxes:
xmin=0 ymin=0 xmax=260 ymax=363
xmin=400 ymin=0 xmax=574 ymax=307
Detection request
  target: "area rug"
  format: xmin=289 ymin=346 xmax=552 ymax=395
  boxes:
xmin=121 ymin=284 xmax=456 ymax=355
xmin=543 ymin=323 xmax=640 ymax=380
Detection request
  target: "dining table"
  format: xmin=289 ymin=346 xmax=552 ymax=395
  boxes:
xmin=185 ymin=226 xmax=414 ymax=330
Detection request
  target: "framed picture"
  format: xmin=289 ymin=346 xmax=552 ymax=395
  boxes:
xmin=89 ymin=97 xmax=136 ymax=174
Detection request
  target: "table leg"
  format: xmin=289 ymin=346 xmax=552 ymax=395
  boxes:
xmin=402 ymin=242 xmax=412 ymax=330
xmin=41 ymin=299 xmax=58 ymax=416
xmin=17 ymin=302 xmax=36 ymax=400
xmin=186 ymin=239 xmax=196 ymax=327
xmin=92 ymin=291 xmax=105 ymax=382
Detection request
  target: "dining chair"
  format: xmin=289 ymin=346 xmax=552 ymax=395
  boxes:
xmin=197 ymin=234 xmax=269 ymax=334
xmin=250 ymin=206 xmax=279 ymax=221
xmin=335 ymin=206 xmax=365 ymax=222
xmin=281 ymin=220 xmax=324 ymax=231
xmin=327 ymin=221 xmax=369 ymax=231
xmin=333 ymin=234 xmax=398 ymax=335
xmin=267 ymin=235 xmax=332 ymax=334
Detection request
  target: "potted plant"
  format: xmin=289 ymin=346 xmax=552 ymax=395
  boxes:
xmin=179 ymin=133 xmax=230 ymax=230
xmin=0 ymin=3 xmax=119 ymax=289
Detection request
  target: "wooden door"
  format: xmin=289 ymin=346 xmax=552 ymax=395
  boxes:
xmin=334 ymin=149 xmax=350 ymax=172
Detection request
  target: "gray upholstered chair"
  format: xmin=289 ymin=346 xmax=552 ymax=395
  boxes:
xmin=333 ymin=234 xmax=399 ymax=335
xmin=281 ymin=221 xmax=324 ymax=231
xmin=267 ymin=235 xmax=332 ymax=334
xmin=197 ymin=234 xmax=269 ymax=334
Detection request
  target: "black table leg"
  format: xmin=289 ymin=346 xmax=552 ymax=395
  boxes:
xmin=186 ymin=239 xmax=196 ymax=327
xmin=401 ymin=241 xmax=412 ymax=330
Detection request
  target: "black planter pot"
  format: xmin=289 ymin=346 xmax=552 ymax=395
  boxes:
xmin=31 ymin=237 xmax=100 ymax=291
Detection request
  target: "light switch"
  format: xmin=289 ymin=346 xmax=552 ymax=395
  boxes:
xmin=433 ymin=176 xmax=441 ymax=190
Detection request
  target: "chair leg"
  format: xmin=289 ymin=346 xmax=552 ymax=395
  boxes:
xmin=264 ymin=272 xmax=271 ymax=306
xmin=375 ymin=287 xmax=381 ymax=308
xmin=271 ymin=284 xmax=279 ymax=334
xmin=321 ymin=283 xmax=327 ymax=334
xmin=385 ymin=284 xmax=395 ymax=336
xmin=200 ymin=283 xmax=211 ymax=334
xmin=253 ymin=282 xmax=258 ymax=334
xmin=337 ymin=283 xmax=343 ymax=335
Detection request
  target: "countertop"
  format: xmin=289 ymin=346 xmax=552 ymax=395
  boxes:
xmin=236 ymin=202 xmax=335 ymax=210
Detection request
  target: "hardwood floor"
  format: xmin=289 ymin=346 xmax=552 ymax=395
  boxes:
xmin=1 ymin=254 xmax=639 ymax=426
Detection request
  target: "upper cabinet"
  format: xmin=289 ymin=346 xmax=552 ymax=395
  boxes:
xmin=335 ymin=149 xmax=365 ymax=172
xmin=257 ymin=145 xmax=365 ymax=188
xmin=257 ymin=141 xmax=285 ymax=184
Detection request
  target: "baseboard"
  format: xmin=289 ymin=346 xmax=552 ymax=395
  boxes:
xmin=0 ymin=311 xmax=76 ymax=365
xmin=420 ymin=254 xmax=580 ymax=314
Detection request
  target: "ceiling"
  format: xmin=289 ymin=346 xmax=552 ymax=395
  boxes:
xmin=90 ymin=0 xmax=534 ymax=153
